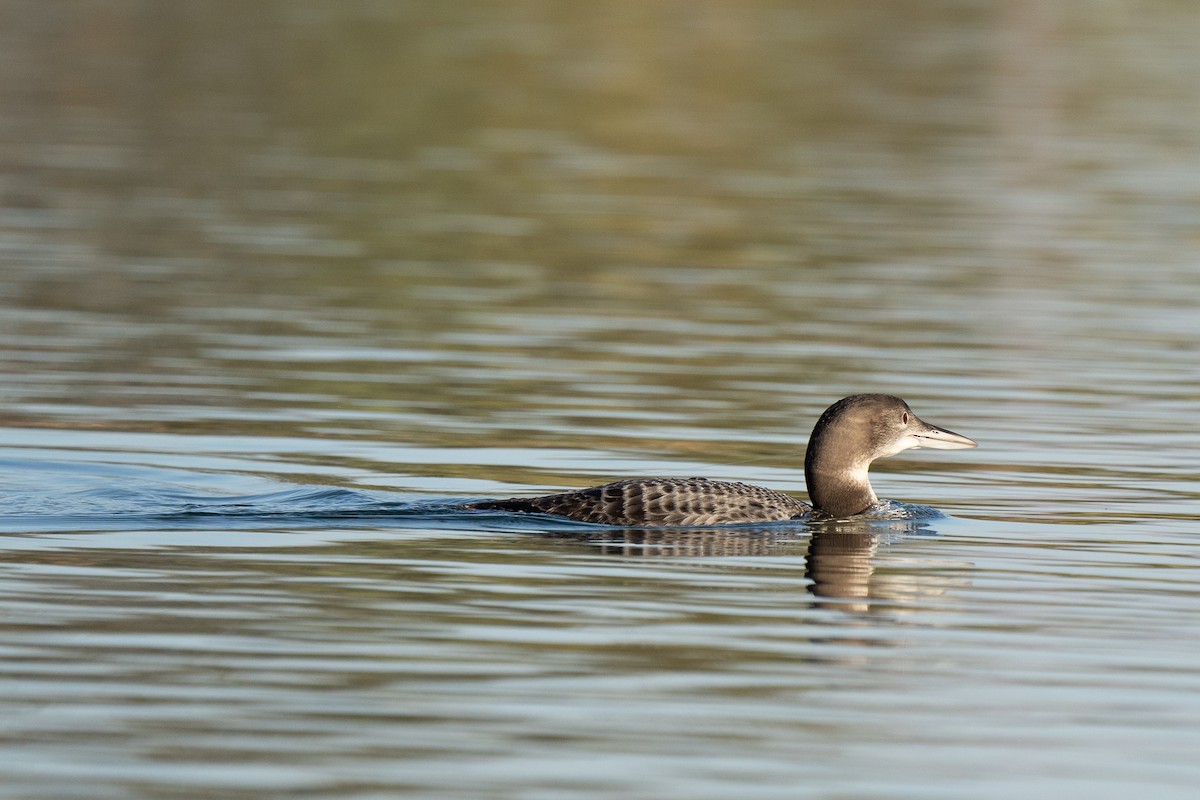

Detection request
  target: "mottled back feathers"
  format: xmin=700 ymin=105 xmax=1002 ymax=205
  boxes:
xmin=469 ymin=478 xmax=810 ymax=526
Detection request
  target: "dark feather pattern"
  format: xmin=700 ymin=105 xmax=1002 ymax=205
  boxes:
xmin=468 ymin=478 xmax=810 ymax=526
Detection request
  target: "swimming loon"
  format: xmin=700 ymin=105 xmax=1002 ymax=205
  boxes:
xmin=467 ymin=394 xmax=976 ymax=526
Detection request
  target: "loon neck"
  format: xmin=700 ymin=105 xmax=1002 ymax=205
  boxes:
xmin=804 ymin=460 xmax=878 ymax=518
xmin=803 ymin=410 xmax=880 ymax=518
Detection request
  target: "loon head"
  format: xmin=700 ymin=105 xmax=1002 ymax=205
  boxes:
xmin=803 ymin=394 xmax=976 ymax=518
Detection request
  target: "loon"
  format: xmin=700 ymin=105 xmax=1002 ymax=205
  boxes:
xmin=467 ymin=394 xmax=976 ymax=526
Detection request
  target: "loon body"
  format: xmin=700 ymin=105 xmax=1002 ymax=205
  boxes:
xmin=468 ymin=394 xmax=976 ymax=526
xmin=474 ymin=477 xmax=810 ymax=527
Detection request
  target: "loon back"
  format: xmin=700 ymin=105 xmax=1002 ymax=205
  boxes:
xmin=469 ymin=478 xmax=811 ymax=527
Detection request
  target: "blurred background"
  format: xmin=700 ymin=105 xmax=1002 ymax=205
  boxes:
xmin=2 ymin=2 xmax=1200 ymax=798
xmin=3 ymin=0 xmax=1197 ymax=479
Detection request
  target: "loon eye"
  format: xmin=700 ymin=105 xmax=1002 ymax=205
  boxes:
xmin=902 ymin=412 xmax=909 ymax=425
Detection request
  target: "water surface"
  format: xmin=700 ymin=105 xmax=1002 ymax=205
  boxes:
xmin=2 ymin=2 xmax=1200 ymax=798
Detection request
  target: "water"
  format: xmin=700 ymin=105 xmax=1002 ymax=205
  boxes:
xmin=2 ymin=2 xmax=1200 ymax=798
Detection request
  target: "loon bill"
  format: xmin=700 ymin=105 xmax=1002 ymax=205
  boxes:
xmin=466 ymin=394 xmax=976 ymax=526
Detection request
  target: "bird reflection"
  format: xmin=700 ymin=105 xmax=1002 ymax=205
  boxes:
xmin=804 ymin=521 xmax=892 ymax=612
xmin=536 ymin=518 xmax=950 ymax=612
xmin=538 ymin=524 xmax=809 ymax=557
